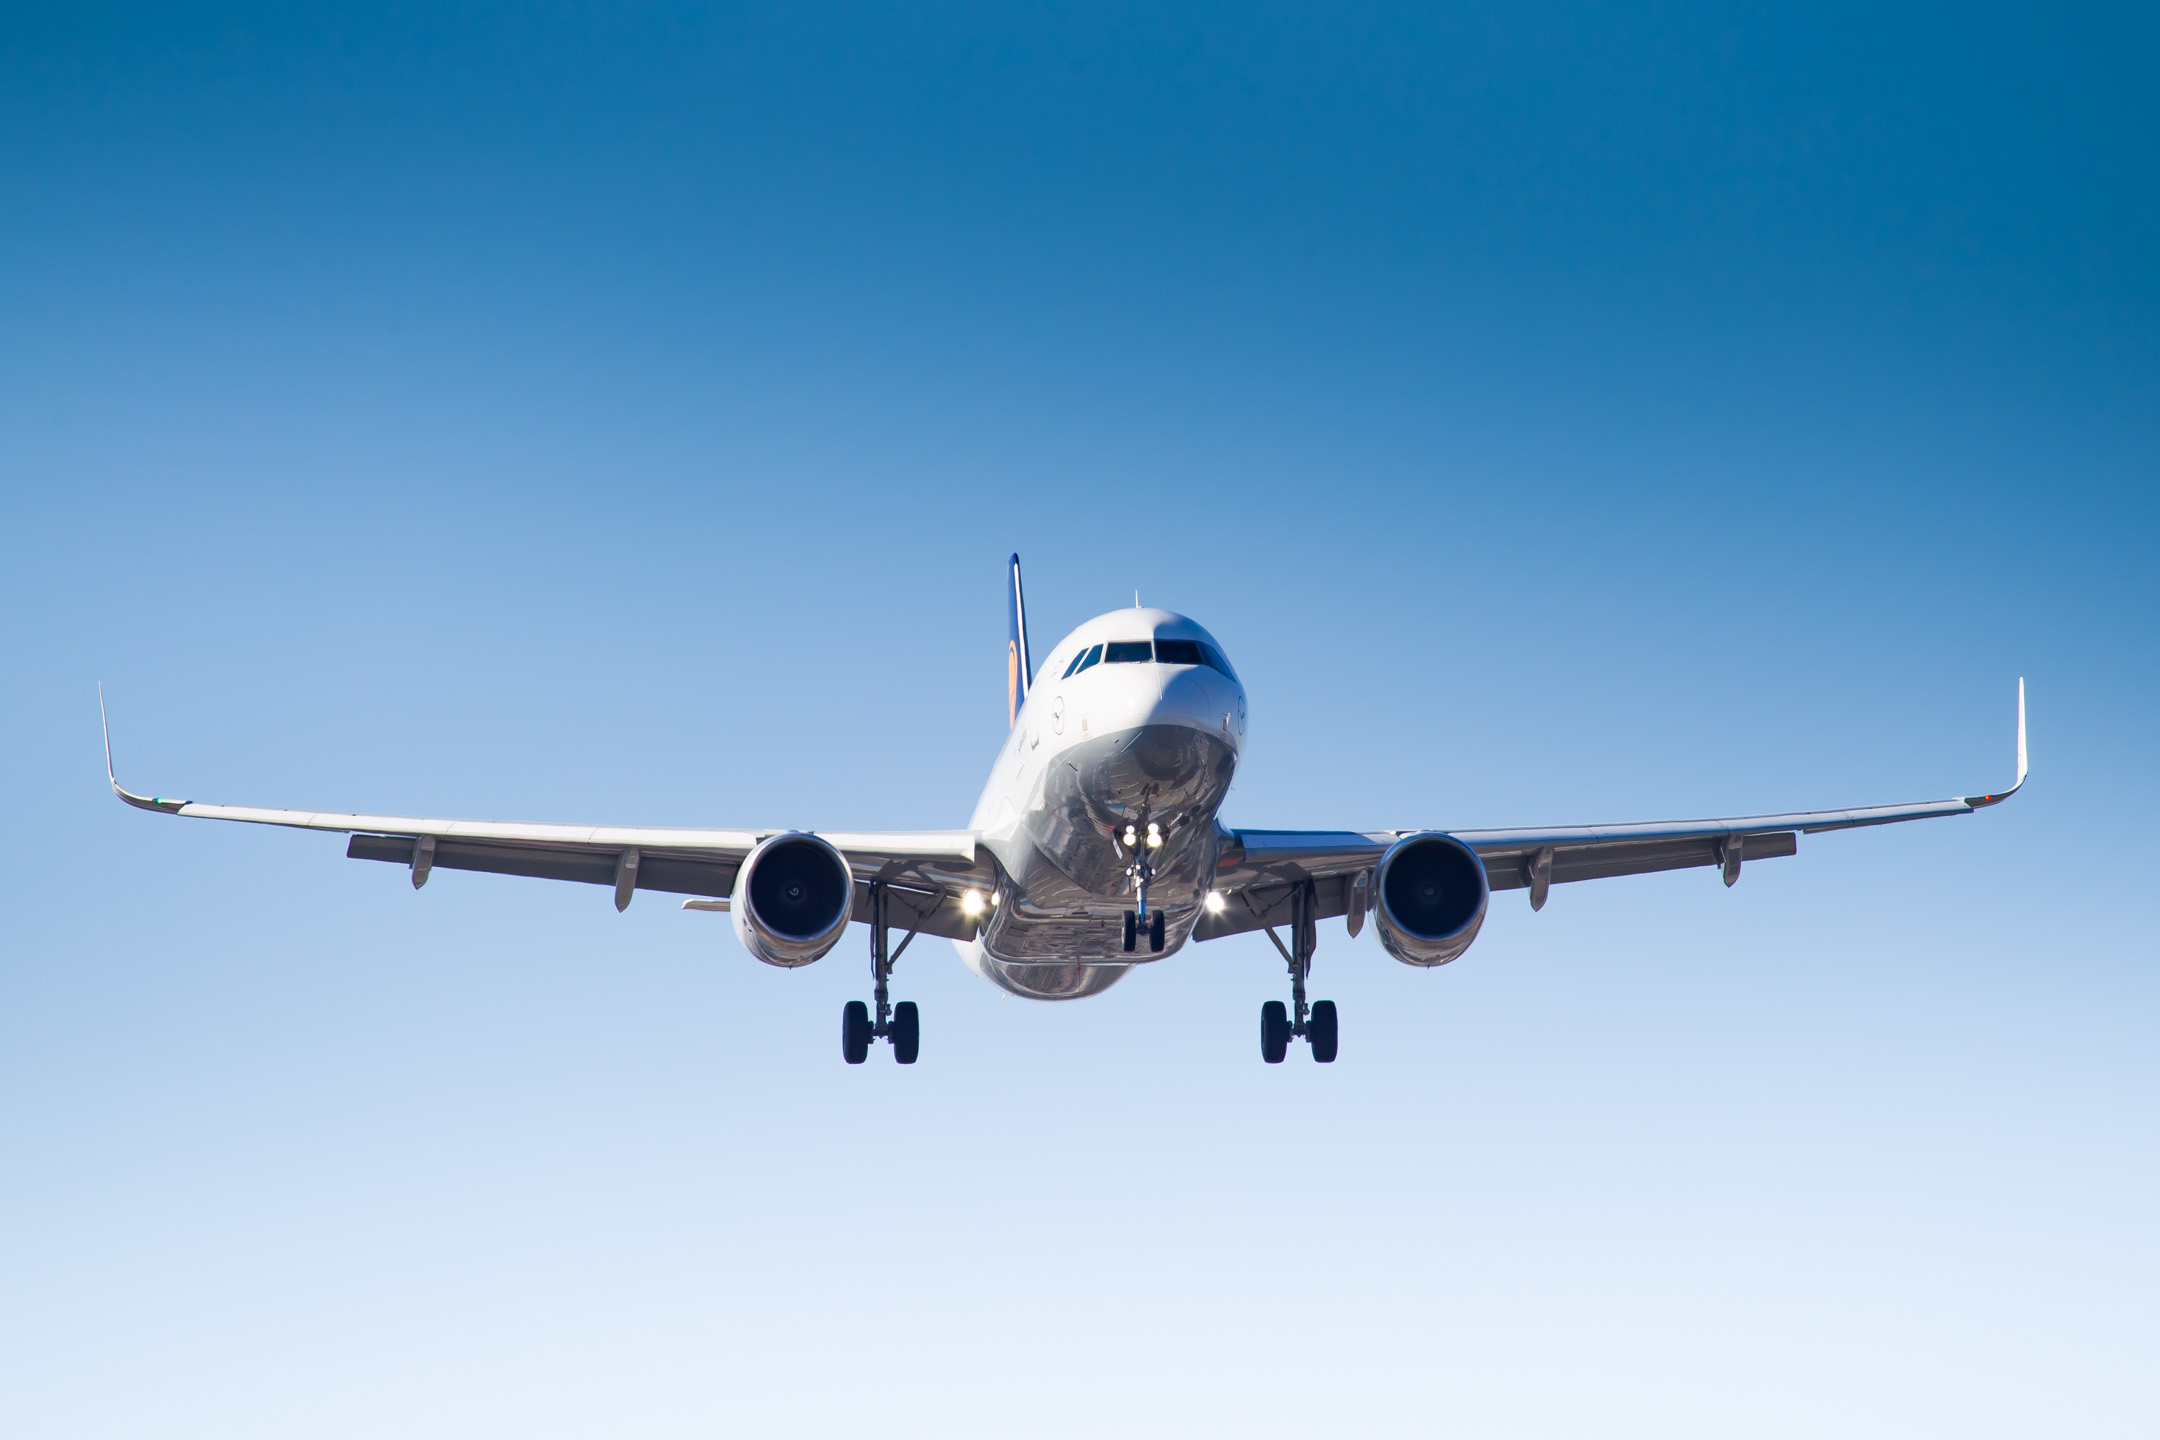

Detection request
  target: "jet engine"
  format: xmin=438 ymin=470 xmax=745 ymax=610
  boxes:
xmin=1372 ymin=831 xmax=1489 ymax=967
xmin=730 ymin=832 xmax=856 ymax=967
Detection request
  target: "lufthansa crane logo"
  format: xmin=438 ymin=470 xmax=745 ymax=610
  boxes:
xmin=1007 ymin=640 xmax=1021 ymax=727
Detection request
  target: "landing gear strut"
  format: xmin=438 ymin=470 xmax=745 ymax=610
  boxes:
xmin=1122 ymin=813 xmax=1166 ymax=955
xmin=844 ymin=880 xmax=920 ymax=1065
xmin=1260 ymin=880 xmax=1338 ymax=1064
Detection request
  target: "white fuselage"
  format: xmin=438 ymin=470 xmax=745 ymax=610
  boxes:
xmin=955 ymin=608 xmax=1248 ymax=1000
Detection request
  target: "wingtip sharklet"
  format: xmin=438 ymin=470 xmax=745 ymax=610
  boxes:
xmin=2016 ymin=675 xmax=2028 ymax=785
xmin=1966 ymin=676 xmax=2027 ymax=810
xmin=98 ymin=682 xmax=114 ymax=789
xmin=98 ymin=684 xmax=188 ymax=814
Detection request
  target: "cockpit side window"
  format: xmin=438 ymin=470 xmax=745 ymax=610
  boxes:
xmin=1071 ymin=643 xmax=1103 ymax=675
xmin=1153 ymin=639 xmax=1204 ymax=666
xmin=1060 ymin=646 xmax=1087 ymax=679
xmin=1197 ymin=643 xmax=1237 ymax=681
xmin=1102 ymin=640 xmax=1153 ymax=664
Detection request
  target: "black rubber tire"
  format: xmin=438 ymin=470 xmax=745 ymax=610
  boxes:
xmin=1309 ymin=999 xmax=1339 ymax=1064
xmin=1123 ymin=911 xmax=1138 ymax=952
xmin=1260 ymin=1000 xmax=1290 ymax=1064
xmin=841 ymin=1000 xmax=872 ymax=1064
xmin=892 ymin=1000 xmax=920 ymax=1065
xmin=1149 ymin=909 xmax=1166 ymax=953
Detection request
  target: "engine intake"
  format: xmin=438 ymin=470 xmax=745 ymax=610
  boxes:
xmin=1373 ymin=832 xmax=1489 ymax=967
xmin=731 ymin=833 xmax=855 ymax=967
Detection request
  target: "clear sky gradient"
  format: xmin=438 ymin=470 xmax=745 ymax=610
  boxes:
xmin=3 ymin=5 xmax=2155 ymax=1436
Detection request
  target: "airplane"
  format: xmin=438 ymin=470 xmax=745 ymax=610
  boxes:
xmin=103 ymin=555 xmax=2027 ymax=1066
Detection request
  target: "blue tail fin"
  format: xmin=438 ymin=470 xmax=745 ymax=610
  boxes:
xmin=1006 ymin=554 xmax=1033 ymax=728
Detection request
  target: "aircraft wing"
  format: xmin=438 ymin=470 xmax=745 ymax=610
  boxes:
xmin=101 ymin=700 xmax=992 ymax=939
xmin=1195 ymin=681 xmax=2027 ymax=941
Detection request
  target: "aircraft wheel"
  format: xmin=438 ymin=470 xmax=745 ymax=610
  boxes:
xmin=892 ymin=1001 xmax=921 ymax=1065
xmin=1148 ymin=909 xmax=1166 ymax=953
xmin=842 ymin=1000 xmax=872 ymax=1064
xmin=1260 ymin=1000 xmax=1290 ymax=1064
xmin=1123 ymin=911 xmax=1138 ymax=952
xmin=1309 ymin=1000 xmax=1339 ymax=1064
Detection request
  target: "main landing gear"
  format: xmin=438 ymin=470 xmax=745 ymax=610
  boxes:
xmin=1259 ymin=880 xmax=1338 ymax=1064
xmin=844 ymin=881 xmax=920 ymax=1065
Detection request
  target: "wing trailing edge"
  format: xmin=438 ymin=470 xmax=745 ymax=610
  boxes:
xmin=1199 ymin=678 xmax=2030 ymax=933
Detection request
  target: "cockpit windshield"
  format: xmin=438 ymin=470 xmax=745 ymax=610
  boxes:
xmin=1153 ymin=635 xmax=1237 ymax=680
xmin=1059 ymin=636 xmax=1235 ymax=679
xmin=1153 ymin=639 xmax=1203 ymax=666
xmin=1060 ymin=643 xmax=1103 ymax=679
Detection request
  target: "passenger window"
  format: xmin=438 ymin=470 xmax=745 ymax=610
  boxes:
xmin=1153 ymin=639 xmax=1203 ymax=666
xmin=1073 ymin=643 xmax=1103 ymax=674
xmin=1198 ymin=643 xmax=1237 ymax=680
xmin=1102 ymin=641 xmax=1153 ymax=664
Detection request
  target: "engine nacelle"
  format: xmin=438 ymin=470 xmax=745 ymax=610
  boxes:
xmin=731 ymin=833 xmax=855 ymax=968
xmin=1372 ymin=831 xmax=1489 ymax=967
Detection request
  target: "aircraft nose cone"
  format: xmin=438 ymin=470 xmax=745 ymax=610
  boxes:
xmin=1147 ymin=666 xmax=1236 ymax=734
xmin=1129 ymin=725 xmax=1189 ymax=781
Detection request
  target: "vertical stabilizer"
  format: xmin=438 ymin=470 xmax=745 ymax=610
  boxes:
xmin=1007 ymin=554 xmax=1033 ymax=728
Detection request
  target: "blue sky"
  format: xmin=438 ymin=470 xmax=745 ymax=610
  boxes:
xmin=3 ymin=4 xmax=2155 ymax=1435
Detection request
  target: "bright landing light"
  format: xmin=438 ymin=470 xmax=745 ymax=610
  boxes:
xmin=1204 ymin=890 xmax=1227 ymax=914
xmin=960 ymin=889 xmax=987 ymax=917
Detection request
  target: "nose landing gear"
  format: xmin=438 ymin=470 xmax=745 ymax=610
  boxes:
xmin=1124 ymin=907 xmax=1166 ymax=954
xmin=843 ymin=880 xmax=921 ymax=1065
xmin=1259 ymin=880 xmax=1338 ymax=1064
xmin=1121 ymin=813 xmax=1168 ymax=954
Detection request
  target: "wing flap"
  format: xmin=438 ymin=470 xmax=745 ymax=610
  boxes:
xmin=1477 ymin=829 xmax=1799 ymax=890
xmin=342 ymin=829 xmax=985 ymax=934
xmin=849 ymin=881 xmax=979 ymax=942
xmin=346 ymin=834 xmax=740 ymax=896
xmin=1193 ymin=872 xmax=1358 ymax=941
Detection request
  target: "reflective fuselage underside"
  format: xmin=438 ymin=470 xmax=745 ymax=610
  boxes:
xmin=959 ymin=610 xmax=1246 ymax=1000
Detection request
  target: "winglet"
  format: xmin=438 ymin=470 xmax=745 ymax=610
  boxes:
xmin=98 ymin=685 xmax=188 ymax=814
xmin=1966 ymin=677 xmax=2027 ymax=809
